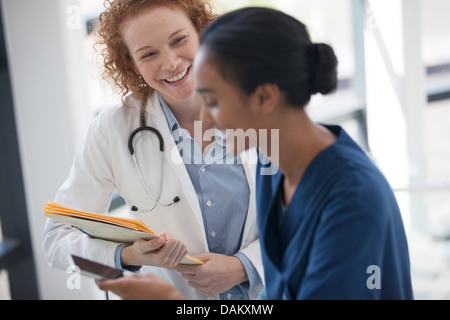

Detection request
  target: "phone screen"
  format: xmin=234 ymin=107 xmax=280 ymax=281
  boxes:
xmin=71 ymin=255 xmax=124 ymax=280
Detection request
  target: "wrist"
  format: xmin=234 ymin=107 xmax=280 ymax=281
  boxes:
xmin=231 ymin=256 xmax=248 ymax=284
xmin=121 ymin=245 xmax=136 ymax=267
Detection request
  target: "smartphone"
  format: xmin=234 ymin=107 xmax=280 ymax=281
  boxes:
xmin=71 ymin=254 xmax=123 ymax=280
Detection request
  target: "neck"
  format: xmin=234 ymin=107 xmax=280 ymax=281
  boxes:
xmin=263 ymin=107 xmax=336 ymax=189
xmin=162 ymin=92 xmax=204 ymax=125
xmin=161 ymin=92 xmax=214 ymax=150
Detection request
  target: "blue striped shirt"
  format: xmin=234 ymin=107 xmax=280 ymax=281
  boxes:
xmin=158 ymin=93 xmax=261 ymax=300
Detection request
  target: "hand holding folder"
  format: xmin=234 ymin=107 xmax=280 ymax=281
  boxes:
xmin=43 ymin=201 xmax=203 ymax=265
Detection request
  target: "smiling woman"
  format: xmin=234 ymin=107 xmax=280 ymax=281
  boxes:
xmin=42 ymin=0 xmax=264 ymax=301
xmin=93 ymin=0 xmax=217 ymax=106
xmin=118 ymin=5 xmax=200 ymax=107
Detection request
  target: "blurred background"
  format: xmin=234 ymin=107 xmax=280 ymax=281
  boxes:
xmin=1 ymin=0 xmax=449 ymax=300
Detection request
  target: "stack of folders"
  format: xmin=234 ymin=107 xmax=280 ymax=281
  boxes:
xmin=43 ymin=201 xmax=202 ymax=265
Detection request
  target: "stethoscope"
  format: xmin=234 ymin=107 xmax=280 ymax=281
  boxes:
xmin=128 ymin=111 xmax=180 ymax=212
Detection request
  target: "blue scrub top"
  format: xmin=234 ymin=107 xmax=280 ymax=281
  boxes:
xmin=256 ymin=125 xmax=413 ymax=300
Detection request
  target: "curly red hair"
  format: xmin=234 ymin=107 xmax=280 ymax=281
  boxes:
xmin=93 ymin=0 xmax=217 ymax=105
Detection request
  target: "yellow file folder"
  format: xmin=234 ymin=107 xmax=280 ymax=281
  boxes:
xmin=43 ymin=201 xmax=203 ymax=265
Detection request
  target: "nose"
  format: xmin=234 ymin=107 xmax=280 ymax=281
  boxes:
xmin=162 ymin=49 xmax=181 ymax=71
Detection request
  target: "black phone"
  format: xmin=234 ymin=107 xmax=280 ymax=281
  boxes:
xmin=71 ymin=255 xmax=124 ymax=280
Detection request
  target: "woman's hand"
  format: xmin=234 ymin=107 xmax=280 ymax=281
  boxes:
xmin=174 ymin=252 xmax=248 ymax=298
xmin=96 ymin=272 xmax=186 ymax=300
xmin=121 ymin=231 xmax=188 ymax=269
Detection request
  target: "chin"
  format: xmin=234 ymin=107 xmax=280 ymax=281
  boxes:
xmin=168 ymin=84 xmax=196 ymax=101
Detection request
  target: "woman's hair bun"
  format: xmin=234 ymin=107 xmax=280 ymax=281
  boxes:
xmin=309 ymin=43 xmax=339 ymax=95
xmin=200 ymin=7 xmax=340 ymax=107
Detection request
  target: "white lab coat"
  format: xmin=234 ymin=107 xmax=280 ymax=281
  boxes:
xmin=42 ymin=92 xmax=264 ymax=300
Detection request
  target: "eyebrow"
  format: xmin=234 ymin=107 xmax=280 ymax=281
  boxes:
xmin=134 ymin=28 xmax=187 ymax=55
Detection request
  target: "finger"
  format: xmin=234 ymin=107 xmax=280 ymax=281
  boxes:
xmin=176 ymin=246 xmax=188 ymax=265
xmin=164 ymin=241 xmax=186 ymax=269
xmin=171 ymin=244 xmax=188 ymax=268
xmin=174 ymin=264 xmax=199 ymax=275
xmin=159 ymin=230 xmax=173 ymax=240
xmin=143 ymin=236 xmax=167 ymax=252
xmin=152 ymin=239 xmax=178 ymax=267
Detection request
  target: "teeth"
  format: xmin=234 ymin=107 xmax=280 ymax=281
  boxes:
xmin=166 ymin=68 xmax=188 ymax=83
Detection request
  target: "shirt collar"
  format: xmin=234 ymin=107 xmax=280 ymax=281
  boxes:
xmin=157 ymin=92 xmax=227 ymax=150
xmin=158 ymin=92 xmax=179 ymax=134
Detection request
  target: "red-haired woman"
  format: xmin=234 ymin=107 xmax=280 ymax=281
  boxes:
xmin=42 ymin=0 xmax=263 ymax=300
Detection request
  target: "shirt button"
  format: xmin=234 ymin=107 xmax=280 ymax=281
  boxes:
xmin=227 ymin=293 xmax=232 ymax=299
xmin=200 ymin=167 xmax=206 ymax=173
xmin=211 ymin=231 xmax=216 ymax=238
xmin=206 ymin=200 xmax=212 ymax=207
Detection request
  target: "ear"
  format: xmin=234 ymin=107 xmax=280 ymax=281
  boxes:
xmin=251 ymin=83 xmax=281 ymax=115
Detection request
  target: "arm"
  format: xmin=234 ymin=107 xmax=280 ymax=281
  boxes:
xmin=42 ymin=111 xmax=189 ymax=271
xmin=296 ymin=187 xmax=386 ymax=300
xmin=42 ymin=113 xmax=119 ymax=269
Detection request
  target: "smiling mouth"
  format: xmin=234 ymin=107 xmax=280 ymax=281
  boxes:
xmin=165 ymin=67 xmax=190 ymax=83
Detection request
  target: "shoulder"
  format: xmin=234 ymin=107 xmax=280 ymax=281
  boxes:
xmin=318 ymin=158 xmax=399 ymax=235
xmin=96 ymin=96 xmax=138 ymax=123
xmin=97 ymin=92 xmax=160 ymax=118
xmin=92 ymin=92 xmax=158 ymax=129
xmin=312 ymin=129 xmax=399 ymax=224
xmin=322 ymin=126 xmax=391 ymax=199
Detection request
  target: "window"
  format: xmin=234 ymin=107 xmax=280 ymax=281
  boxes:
xmin=421 ymin=0 xmax=450 ymax=103
xmin=413 ymin=0 xmax=450 ymax=299
xmin=80 ymin=0 xmax=122 ymax=115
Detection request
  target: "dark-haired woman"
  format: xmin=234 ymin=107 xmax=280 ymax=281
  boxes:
xmin=98 ymin=7 xmax=413 ymax=300
xmin=195 ymin=6 xmax=413 ymax=300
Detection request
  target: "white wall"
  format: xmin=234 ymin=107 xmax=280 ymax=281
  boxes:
xmin=1 ymin=0 xmax=103 ymax=299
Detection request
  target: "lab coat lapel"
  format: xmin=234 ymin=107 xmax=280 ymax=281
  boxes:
xmin=145 ymin=93 xmax=207 ymax=241
xmin=239 ymin=148 xmax=258 ymax=247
